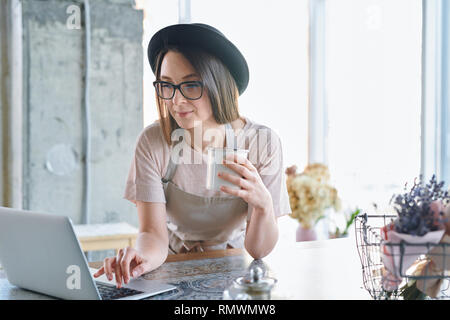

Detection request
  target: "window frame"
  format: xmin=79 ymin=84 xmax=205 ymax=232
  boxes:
xmin=421 ymin=0 xmax=449 ymax=186
xmin=308 ymin=0 xmax=328 ymax=165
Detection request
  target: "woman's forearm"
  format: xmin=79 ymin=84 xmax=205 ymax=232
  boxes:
xmin=134 ymin=231 xmax=168 ymax=271
xmin=244 ymin=204 xmax=279 ymax=259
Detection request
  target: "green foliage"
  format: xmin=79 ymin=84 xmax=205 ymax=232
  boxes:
xmin=330 ymin=208 xmax=360 ymax=238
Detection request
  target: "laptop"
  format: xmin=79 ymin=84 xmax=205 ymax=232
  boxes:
xmin=0 ymin=206 xmax=176 ymax=300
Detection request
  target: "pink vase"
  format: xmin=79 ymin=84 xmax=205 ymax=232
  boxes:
xmin=296 ymin=224 xmax=318 ymax=242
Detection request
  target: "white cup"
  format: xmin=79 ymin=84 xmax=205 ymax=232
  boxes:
xmin=206 ymin=147 xmax=250 ymax=191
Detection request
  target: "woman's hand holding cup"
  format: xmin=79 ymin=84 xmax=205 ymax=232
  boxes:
xmin=217 ymin=151 xmax=273 ymax=213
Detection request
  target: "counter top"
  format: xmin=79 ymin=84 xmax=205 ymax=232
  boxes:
xmin=0 ymin=235 xmax=370 ymax=300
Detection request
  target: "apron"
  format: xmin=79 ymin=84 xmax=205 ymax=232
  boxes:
xmin=162 ymin=123 xmax=249 ymax=254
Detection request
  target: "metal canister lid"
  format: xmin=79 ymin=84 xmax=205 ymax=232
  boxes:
xmin=234 ymin=266 xmax=277 ymax=293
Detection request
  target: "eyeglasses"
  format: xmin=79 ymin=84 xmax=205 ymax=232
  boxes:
xmin=153 ymin=80 xmax=204 ymax=100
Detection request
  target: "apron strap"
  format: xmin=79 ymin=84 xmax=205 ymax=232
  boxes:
xmin=162 ymin=157 xmax=177 ymax=183
xmin=162 ymin=123 xmax=236 ymax=183
xmin=162 ymin=134 xmax=184 ymax=183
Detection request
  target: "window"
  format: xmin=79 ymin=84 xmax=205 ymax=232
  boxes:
xmin=325 ymin=0 xmax=423 ymax=212
xmin=138 ymin=0 xmax=179 ymax=127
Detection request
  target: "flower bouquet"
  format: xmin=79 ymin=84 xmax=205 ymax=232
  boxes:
xmin=285 ymin=163 xmax=341 ymax=230
xmin=380 ymin=175 xmax=450 ymax=298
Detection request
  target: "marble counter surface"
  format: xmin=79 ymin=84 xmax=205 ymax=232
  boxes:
xmin=0 ymin=237 xmax=370 ymax=300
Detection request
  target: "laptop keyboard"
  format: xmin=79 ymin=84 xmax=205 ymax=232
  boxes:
xmin=96 ymin=281 xmax=145 ymax=300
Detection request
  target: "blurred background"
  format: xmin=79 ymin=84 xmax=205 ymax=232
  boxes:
xmin=0 ymin=0 xmax=448 ymax=261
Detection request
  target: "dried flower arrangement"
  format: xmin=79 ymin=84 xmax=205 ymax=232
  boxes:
xmin=381 ymin=174 xmax=450 ymax=298
xmin=285 ymin=163 xmax=341 ymax=229
xmin=390 ymin=175 xmax=449 ymax=236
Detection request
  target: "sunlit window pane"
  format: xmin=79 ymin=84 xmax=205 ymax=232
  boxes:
xmin=325 ymin=0 xmax=422 ymax=212
xmin=140 ymin=0 xmax=179 ymax=127
xmin=190 ymin=0 xmax=310 ymax=170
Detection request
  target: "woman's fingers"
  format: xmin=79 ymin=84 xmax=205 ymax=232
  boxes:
xmin=223 ymin=162 xmax=254 ymax=181
xmin=120 ymin=247 xmax=137 ymax=284
xmin=220 ymin=185 xmax=248 ymax=201
xmin=93 ymin=266 xmax=104 ymax=278
xmin=93 ymin=247 xmax=146 ymax=288
xmin=114 ymin=249 xmax=124 ymax=288
xmin=103 ymin=257 xmax=115 ymax=281
xmin=225 ymin=153 xmax=256 ymax=172
xmin=218 ymin=171 xmax=251 ymax=189
xmin=222 ymin=154 xmax=257 ymax=182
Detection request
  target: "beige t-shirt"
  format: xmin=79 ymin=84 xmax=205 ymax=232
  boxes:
xmin=123 ymin=116 xmax=292 ymax=220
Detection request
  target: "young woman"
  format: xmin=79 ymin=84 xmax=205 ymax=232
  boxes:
xmin=94 ymin=23 xmax=291 ymax=288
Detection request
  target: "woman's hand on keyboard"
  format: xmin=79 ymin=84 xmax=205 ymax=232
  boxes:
xmin=93 ymin=247 xmax=151 ymax=288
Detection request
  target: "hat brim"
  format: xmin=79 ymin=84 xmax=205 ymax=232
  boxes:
xmin=148 ymin=24 xmax=249 ymax=95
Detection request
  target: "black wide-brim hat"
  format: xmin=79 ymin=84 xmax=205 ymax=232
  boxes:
xmin=148 ymin=23 xmax=249 ymax=95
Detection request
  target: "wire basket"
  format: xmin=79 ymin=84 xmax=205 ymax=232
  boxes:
xmin=355 ymin=213 xmax=450 ymax=300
